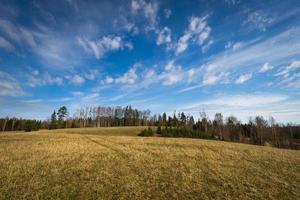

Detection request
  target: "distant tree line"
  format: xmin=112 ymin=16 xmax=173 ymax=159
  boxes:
xmin=0 ymin=106 xmax=299 ymax=149
xmin=148 ymin=112 xmax=300 ymax=149
xmin=0 ymin=118 xmax=45 ymax=132
xmin=68 ymin=106 xmax=152 ymax=128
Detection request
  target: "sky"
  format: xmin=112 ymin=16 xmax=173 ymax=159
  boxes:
xmin=0 ymin=0 xmax=300 ymax=123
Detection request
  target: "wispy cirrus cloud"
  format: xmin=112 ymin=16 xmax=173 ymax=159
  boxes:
xmin=199 ymin=27 xmax=300 ymax=86
xmin=176 ymin=16 xmax=211 ymax=54
xmin=115 ymin=68 xmax=138 ymax=85
xmin=70 ymin=74 xmax=85 ymax=85
xmin=160 ymin=60 xmax=183 ymax=85
xmin=276 ymin=60 xmax=300 ymax=89
xmin=0 ymin=36 xmax=15 ymax=52
xmin=26 ymin=69 xmax=100 ymax=87
xmin=0 ymin=19 xmax=83 ymax=68
xmin=243 ymin=11 xmax=273 ymax=32
xmin=178 ymin=93 xmax=300 ymax=123
xmin=259 ymin=62 xmax=273 ymax=73
xmin=0 ymin=19 xmax=37 ymax=48
xmin=156 ymin=27 xmax=171 ymax=45
xmin=0 ymin=71 xmax=25 ymax=96
xmin=102 ymin=60 xmax=185 ymax=88
xmin=131 ymin=0 xmax=159 ymax=31
xmin=235 ymin=73 xmax=252 ymax=84
xmin=27 ymin=70 xmax=63 ymax=87
xmin=77 ymin=35 xmax=132 ymax=59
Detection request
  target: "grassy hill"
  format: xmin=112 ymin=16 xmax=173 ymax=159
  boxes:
xmin=0 ymin=127 xmax=299 ymax=199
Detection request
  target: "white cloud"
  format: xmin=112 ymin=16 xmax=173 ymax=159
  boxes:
xmin=275 ymin=60 xmax=300 ymax=90
xmin=115 ymin=68 xmax=138 ymax=85
xmin=27 ymin=71 xmax=63 ymax=87
xmin=31 ymin=31 xmax=81 ymax=68
xmin=77 ymin=35 xmax=132 ymax=59
xmin=235 ymin=73 xmax=252 ymax=84
xmin=276 ymin=60 xmax=300 ymax=78
xmin=157 ymin=27 xmax=171 ymax=45
xmin=178 ymin=94 xmax=300 ymax=123
xmin=202 ymin=40 xmax=213 ymax=53
xmin=176 ymin=33 xmax=191 ymax=54
xmin=198 ymin=27 xmax=300 ymax=87
xmin=0 ymin=19 xmax=37 ymax=47
xmin=232 ymin=42 xmax=243 ymax=50
xmin=3 ymin=20 xmax=84 ymax=69
xmin=203 ymin=71 xmax=229 ymax=85
xmin=102 ymin=27 xmax=300 ymax=92
xmin=131 ymin=0 xmax=159 ymax=31
xmin=164 ymin=60 xmax=175 ymax=71
xmin=0 ymin=71 xmax=25 ymax=96
xmin=0 ymin=36 xmax=15 ymax=52
xmin=176 ymin=16 xmax=211 ymax=54
xmin=144 ymin=68 xmax=156 ymax=79
xmin=160 ymin=60 xmax=183 ymax=85
xmin=285 ymin=77 xmax=300 ymax=89
xmin=131 ymin=0 xmax=141 ymax=11
xmin=198 ymin=27 xmax=211 ymax=45
xmin=259 ymin=62 xmax=273 ymax=73
xmin=243 ymin=11 xmax=273 ymax=32
xmin=71 ymin=75 xmax=85 ymax=85
xmin=225 ymin=41 xmax=243 ymax=50
xmin=188 ymin=68 xmax=196 ymax=83
xmin=84 ymin=69 xmax=99 ymax=80
xmin=105 ymin=60 xmax=185 ymax=88
xmin=103 ymin=76 xmax=114 ymax=84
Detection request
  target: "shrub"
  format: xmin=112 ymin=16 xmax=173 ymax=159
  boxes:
xmin=161 ymin=127 xmax=214 ymax=139
xmin=24 ymin=120 xmax=40 ymax=132
xmin=138 ymin=127 xmax=154 ymax=137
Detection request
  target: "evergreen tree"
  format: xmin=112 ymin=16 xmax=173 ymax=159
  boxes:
xmin=57 ymin=106 xmax=68 ymax=128
xmin=180 ymin=112 xmax=187 ymax=126
xmin=50 ymin=111 xmax=57 ymax=129
xmin=162 ymin=112 xmax=167 ymax=127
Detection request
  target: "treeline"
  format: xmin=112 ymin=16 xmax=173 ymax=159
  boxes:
xmin=0 ymin=105 xmax=299 ymax=149
xmin=0 ymin=106 xmax=152 ymax=131
xmin=69 ymin=106 xmax=152 ymax=128
xmin=150 ymin=112 xmax=300 ymax=149
xmin=0 ymin=118 xmax=45 ymax=132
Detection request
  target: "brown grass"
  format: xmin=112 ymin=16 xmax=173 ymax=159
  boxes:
xmin=0 ymin=128 xmax=299 ymax=199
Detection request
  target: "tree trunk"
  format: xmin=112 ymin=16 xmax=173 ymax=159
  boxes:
xmin=2 ymin=118 xmax=7 ymax=132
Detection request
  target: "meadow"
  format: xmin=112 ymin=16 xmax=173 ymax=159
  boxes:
xmin=0 ymin=127 xmax=299 ymax=199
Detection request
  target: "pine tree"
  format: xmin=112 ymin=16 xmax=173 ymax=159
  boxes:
xmin=162 ymin=112 xmax=167 ymax=127
xmin=57 ymin=106 xmax=68 ymax=128
xmin=50 ymin=111 xmax=57 ymax=129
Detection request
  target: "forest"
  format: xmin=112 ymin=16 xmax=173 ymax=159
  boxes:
xmin=0 ymin=105 xmax=299 ymax=149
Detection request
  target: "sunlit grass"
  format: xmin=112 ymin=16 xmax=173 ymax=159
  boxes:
xmin=0 ymin=128 xmax=299 ymax=199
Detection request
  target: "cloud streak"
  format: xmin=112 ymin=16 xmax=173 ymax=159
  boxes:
xmin=0 ymin=71 xmax=25 ymax=96
xmin=176 ymin=16 xmax=211 ymax=54
xmin=77 ymin=35 xmax=132 ymax=59
xmin=178 ymin=93 xmax=300 ymax=123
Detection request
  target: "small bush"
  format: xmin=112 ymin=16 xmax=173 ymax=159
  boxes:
xmin=161 ymin=127 xmax=214 ymax=139
xmin=138 ymin=127 xmax=154 ymax=137
xmin=24 ymin=120 xmax=40 ymax=132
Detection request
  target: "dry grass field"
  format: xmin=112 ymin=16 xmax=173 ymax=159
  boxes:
xmin=0 ymin=127 xmax=299 ymax=199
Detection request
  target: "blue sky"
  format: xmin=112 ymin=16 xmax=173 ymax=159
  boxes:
xmin=0 ymin=0 xmax=300 ymax=123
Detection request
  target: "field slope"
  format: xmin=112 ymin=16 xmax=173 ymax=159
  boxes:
xmin=0 ymin=128 xmax=299 ymax=199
